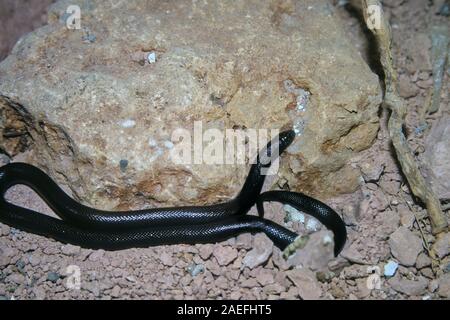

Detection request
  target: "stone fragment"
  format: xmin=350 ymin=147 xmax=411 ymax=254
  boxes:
xmin=388 ymin=275 xmax=428 ymax=296
xmin=213 ymin=246 xmax=238 ymax=266
xmin=286 ymin=269 xmax=322 ymax=300
xmin=242 ymin=234 xmax=273 ymax=269
xmin=388 ymin=227 xmax=423 ymax=267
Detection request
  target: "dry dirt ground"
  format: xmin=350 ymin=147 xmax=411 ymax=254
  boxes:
xmin=0 ymin=0 xmax=449 ymax=300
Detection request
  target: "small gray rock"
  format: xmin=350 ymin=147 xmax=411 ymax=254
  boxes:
xmin=47 ymin=272 xmax=60 ymax=283
xmin=388 ymin=227 xmax=423 ymax=267
xmin=187 ymin=263 xmax=205 ymax=277
xmin=7 ymin=273 xmax=25 ymax=285
xmin=61 ymin=244 xmax=81 ymax=256
xmin=388 ymin=274 xmax=428 ymax=296
xmin=415 ymin=252 xmax=432 ymax=269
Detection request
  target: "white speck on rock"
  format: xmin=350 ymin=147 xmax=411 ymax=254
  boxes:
xmin=323 ymin=234 xmax=333 ymax=245
xmin=147 ymin=52 xmax=157 ymax=64
xmin=119 ymin=119 xmax=136 ymax=128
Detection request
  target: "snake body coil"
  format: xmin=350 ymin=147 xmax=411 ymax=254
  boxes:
xmin=0 ymin=129 xmax=347 ymax=255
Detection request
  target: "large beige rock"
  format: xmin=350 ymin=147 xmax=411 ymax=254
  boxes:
xmin=0 ymin=0 xmax=381 ymax=208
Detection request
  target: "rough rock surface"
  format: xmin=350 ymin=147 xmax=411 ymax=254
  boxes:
xmin=0 ymin=0 xmax=381 ymax=208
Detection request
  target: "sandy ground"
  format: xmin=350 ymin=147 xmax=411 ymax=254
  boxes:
xmin=0 ymin=0 xmax=449 ymax=300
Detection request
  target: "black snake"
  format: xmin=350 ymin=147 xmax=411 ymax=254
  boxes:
xmin=0 ymin=130 xmax=347 ymax=255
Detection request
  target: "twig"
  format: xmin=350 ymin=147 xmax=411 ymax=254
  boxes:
xmin=402 ymin=194 xmax=439 ymax=274
xmin=362 ymin=0 xmax=448 ymax=234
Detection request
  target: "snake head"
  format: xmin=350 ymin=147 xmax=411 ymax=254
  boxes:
xmin=278 ymin=129 xmax=296 ymax=154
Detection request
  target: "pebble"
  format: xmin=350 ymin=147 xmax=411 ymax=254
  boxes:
xmin=341 ymin=243 xmax=366 ymax=265
xmin=242 ymin=234 xmax=273 ymax=269
xmin=286 ymin=269 xmax=322 ymax=300
xmin=388 ymin=275 xmax=428 ymax=296
xmin=388 ymin=227 xmax=423 ymax=267
xmin=0 ymin=225 xmax=11 ymax=236
xmin=428 ymin=279 xmax=439 ymax=293
xmin=214 ymin=276 xmax=228 ymax=289
xmin=88 ymin=250 xmax=105 ymax=262
xmin=213 ymin=246 xmax=238 ymax=266
xmin=432 ymin=233 xmax=450 ymax=259
xmin=147 ymin=52 xmax=157 ymax=64
xmin=384 ymin=260 xmax=399 ymax=277
xmin=110 ymin=285 xmax=121 ymax=298
xmin=355 ymin=278 xmax=371 ymax=299
xmin=28 ymin=254 xmax=41 ymax=267
xmin=187 ymin=263 xmax=204 ymax=277
xmin=437 ymin=274 xmax=450 ymax=298
xmin=255 ymin=269 xmax=275 ymax=286
xmin=235 ymin=233 xmax=253 ymax=250
xmin=198 ymin=245 xmax=213 ymax=260
xmin=360 ymin=160 xmax=384 ymax=182
xmin=159 ymin=252 xmax=174 ymax=266
xmin=47 ymin=272 xmax=60 ymax=283
xmin=241 ymin=278 xmax=258 ymax=288
xmin=398 ymin=74 xmax=419 ymax=98
xmin=420 ymin=268 xmax=434 ymax=279
xmin=415 ymin=253 xmax=431 ymax=269
xmin=7 ymin=273 xmax=25 ymax=285
xmin=61 ymin=244 xmax=81 ymax=256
